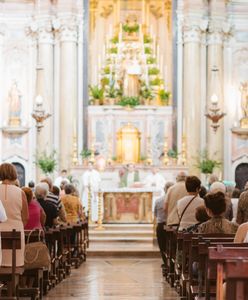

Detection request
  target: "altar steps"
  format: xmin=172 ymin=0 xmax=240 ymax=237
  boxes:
xmin=88 ymin=224 xmax=159 ymax=257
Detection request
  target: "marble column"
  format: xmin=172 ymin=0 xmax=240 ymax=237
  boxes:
xmin=183 ymin=22 xmax=202 ymax=173
xmin=0 ymin=27 xmax=5 ymax=164
xmin=206 ymin=23 xmax=224 ymax=172
xmin=36 ymin=23 xmax=54 ymax=155
xmin=59 ymin=20 xmax=78 ymax=170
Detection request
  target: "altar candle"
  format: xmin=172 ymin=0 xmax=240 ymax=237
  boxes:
xmin=160 ymin=55 xmax=163 ymax=74
xmin=157 ymin=44 xmax=160 ymax=67
xmin=98 ymin=54 xmax=101 ymax=73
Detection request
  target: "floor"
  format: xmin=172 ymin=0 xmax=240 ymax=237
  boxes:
xmin=44 ymin=258 xmax=180 ymax=300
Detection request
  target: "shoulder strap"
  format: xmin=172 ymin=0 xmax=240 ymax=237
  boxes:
xmin=177 ymin=195 xmax=197 ymax=231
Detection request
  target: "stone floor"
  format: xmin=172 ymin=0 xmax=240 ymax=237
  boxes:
xmin=44 ymin=258 xmax=180 ymax=300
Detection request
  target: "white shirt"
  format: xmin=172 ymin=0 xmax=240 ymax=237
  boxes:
xmin=144 ymin=173 xmax=166 ymax=190
xmin=54 ymin=176 xmax=69 ymax=188
xmin=82 ymin=169 xmax=101 ymax=192
xmin=177 ymin=195 xmax=204 ymax=230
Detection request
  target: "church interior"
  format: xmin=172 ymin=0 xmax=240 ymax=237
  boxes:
xmin=0 ymin=0 xmax=248 ymax=299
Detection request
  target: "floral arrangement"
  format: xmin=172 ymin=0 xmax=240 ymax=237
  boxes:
xmin=122 ymin=23 xmax=139 ymax=34
xmin=144 ymin=47 xmax=152 ymax=55
xmin=111 ymin=36 xmax=119 ymax=44
xmin=140 ymin=85 xmax=154 ymax=100
xmin=109 ymin=47 xmax=118 ymax=54
xmin=167 ymin=149 xmax=178 ymax=159
xmin=80 ymin=149 xmax=92 ymax=159
xmin=148 ymin=67 xmax=160 ymax=76
xmin=118 ymin=96 xmax=140 ymax=108
xmin=101 ymin=77 xmax=110 ymax=87
xmin=147 ymin=57 xmax=156 ymax=64
xmin=143 ymin=34 xmax=152 ymax=44
xmin=89 ymin=85 xmax=104 ymax=102
xmin=158 ymin=89 xmax=170 ymax=105
xmin=196 ymin=150 xmax=221 ymax=174
xmin=150 ymin=77 xmax=163 ymax=86
xmin=103 ymin=66 xmax=110 ymax=74
xmin=36 ymin=151 xmax=57 ymax=175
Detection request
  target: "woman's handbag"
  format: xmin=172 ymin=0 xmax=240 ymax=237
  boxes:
xmin=24 ymin=230 xmax=51 ymax=270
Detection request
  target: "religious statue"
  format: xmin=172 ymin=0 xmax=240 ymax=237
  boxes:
xmin=8 ymin=81 xmax=22 ymax=126
xmin=240 ymin=82 xmax=248 ymax=128
xmin=122 ymin=51 xmax=141 ymax=97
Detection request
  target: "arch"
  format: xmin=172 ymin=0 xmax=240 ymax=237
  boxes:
xmin=235 ymin=163 xmax=248 ymax=190
xmin=12 ymin=162 xmax=25 ymax=187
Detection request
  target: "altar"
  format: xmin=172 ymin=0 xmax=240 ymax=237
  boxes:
xmin=102 ymin=187 xmax=160 ymax=223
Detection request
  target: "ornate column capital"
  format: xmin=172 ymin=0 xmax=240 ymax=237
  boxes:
xmin=38 ymin=23 xmax=54 ymax=45
xmin=183 ymin=19 xmax=208 ymax=44
xmin=207 ymin=21 xmax=233 ymax=45
xmin=55 ymin=18 xmax=78 ymax=43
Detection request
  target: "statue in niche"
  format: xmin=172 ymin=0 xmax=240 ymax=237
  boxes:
xmin=240 ymin=82 xmax=248 ymax=129
xmin=122 ymin=50 xmax=141 ymax=97
xmin=8 ymin=81 xmax=22 ymax=127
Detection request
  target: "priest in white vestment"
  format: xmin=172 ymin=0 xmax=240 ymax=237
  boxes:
xmin=81 ymin=162 xmax=101 ymax=222
xmin=143 ymin=167 xmax=166 ymax=210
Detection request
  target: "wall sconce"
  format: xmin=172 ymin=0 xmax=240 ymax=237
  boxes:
xmin=205 ymin=93 xmax=226 ymax=132
xmin=31 ymin=95 xmax=51 ymax=132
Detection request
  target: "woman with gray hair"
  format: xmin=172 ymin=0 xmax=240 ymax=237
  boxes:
xmin=35 ymin=183 xmax=58 ymax=228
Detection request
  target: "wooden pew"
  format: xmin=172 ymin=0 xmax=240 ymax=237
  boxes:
xmin=208 ymin=246 xmax=248 ymax=300
xmin=0 ymin=230 xmax=23 ymax=299
xmin=225 ymin=260 xmax=248 ymax=300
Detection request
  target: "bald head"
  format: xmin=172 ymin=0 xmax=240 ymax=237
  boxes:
xmin=176 ymin=171 xmax=187 ymax=182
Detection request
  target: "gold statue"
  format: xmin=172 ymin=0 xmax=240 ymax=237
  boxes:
xmin=240 ymin=82 xmax=248 ymax=128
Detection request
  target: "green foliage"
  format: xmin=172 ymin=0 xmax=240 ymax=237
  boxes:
xmin=111 ymin=36 xmax=119 ymax=44
xmin=143 ymin=34 xmax=152 ymax=44
xmin=89 ymin=85 xmax=104 ymax=100
xmin=103 ymin=66 xmax=110 ymax=74
xmin=195 ymin=150 xmax=221 ymax=174
xmin=109 ymin=47 xmax=118 ymax=54
xmin=36 ymin=151 xmax=57 ymax=175
xmin=118 ymin=96 xmax=140 ymax=108
xmin=148 ymin=67 xmax=160 ymax=76
xmin=80 ymin=149 xmax=92 ymax=159
xmin=167 ymin=149 xmax=178 ymax=159
xmin=140 ymin=155 xmax=147 ymax=161
xmin=144 ymin=47 xmax=152 ymax=55
xmin=101 ymin=77 xmax=110 ymax=87
xmin=159 ymin=89 xmax=170 ymax=105
xmin=150 ymin=77 xmax=163 ymax=86
xmin=122 ymin=23 xmax=139 ymax=33
xmin=147 ymin=56 xmax=156 ymax=64
xmin=111 ymin=156 xmax=117 ymax=161
xmin=105 ymin=81 xmax=118 ymax=98
xmin=140 ymin=86 xmax=154 ymax=100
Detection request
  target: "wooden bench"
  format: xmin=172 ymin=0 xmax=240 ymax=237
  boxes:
xmin=0 ymin=230 xmax=23 ymax=300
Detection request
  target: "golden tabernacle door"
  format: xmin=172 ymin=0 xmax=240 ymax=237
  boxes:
xmin=117 ymin=123 xmax=140 ymax=164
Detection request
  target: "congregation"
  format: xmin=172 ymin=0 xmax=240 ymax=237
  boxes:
xmin=154 ymin=171 xmax=248 ymax=300
xmin=0 ymin=163 xmax=88 ymax=299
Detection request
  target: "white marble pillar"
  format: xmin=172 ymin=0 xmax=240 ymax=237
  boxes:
xmin=183 ymin=22 xmax=202 ymax=173
xmin=207 ymin=24 xmax=224 ymax=169
xmin=59 ymin=20 xmax=78 ymax=170
xmin=36 ymin=23 xmax=54 ymax=155
xmin=0 ymin=27 xmax=5 ymax=164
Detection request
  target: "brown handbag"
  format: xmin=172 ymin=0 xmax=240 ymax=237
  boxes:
xmin=24 ymin=230 xmax=51 ymax=270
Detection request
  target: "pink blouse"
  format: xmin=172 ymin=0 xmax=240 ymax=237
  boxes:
xmin=25 ymin=199 xmax=43 ymax=230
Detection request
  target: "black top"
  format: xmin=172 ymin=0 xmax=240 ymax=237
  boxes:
xmin=37 ymin=197 xmax=58 ymax=228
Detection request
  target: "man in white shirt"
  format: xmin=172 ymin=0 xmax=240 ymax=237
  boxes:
xmin=177 ymin=176 xmax=204 ymax=230
xmin=144 ymin=167 xmax=166 ymax=195
xmin=54 ymin=170 xmax=70 ymax=188
xmin=81 ymin=162 xmax=101 ymax=222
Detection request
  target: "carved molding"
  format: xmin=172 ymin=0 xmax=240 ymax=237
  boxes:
xmin=183 ymin=20 xmax=208 ymax=44
xmin=100 ymin=4 xmax=113 ymax=18
xmin=150 ymin=4 xmax=163 ymax=18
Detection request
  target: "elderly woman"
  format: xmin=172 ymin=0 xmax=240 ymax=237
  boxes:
xmin=22 ymin=187 xmax=46 ymax=230
xmin=0 ymin=163 xmax=29 ymax=267
xmin=61 ymin=184 xmax=84 ymax=223
xmin=35 ymin=183 xmax=58 ymax=228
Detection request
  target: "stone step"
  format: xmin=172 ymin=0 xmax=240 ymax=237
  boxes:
xmin=90 ymin=230 xmax=153 ymax=237
xmin=89 ymin=223 xmax=154 ymax=231
xmin=90 ymin=236 xmax=153 ymax=243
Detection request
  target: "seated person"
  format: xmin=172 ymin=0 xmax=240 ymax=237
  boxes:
xmin=177 ymin=176 xmax=204 ymax=230
xmin=198 ymin=191 xmax=238 ymax=234
xmin=234 ymin=221 xmax=248 ymax=243
xmin=61 ymin=184 xmax=84 ymax=223
xmin=23 ymin=187 xmax=46 ymax=230
xmin=184 ymin=205 xmax=210 ymax=233
xmin=35 ymin=183 xmax=58 ymax=228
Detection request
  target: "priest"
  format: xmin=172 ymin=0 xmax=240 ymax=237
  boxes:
xmin=143 ymin=166 xmax=166 ymax=193
xmin=81 ymin=162 xmax=101 ymax=222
